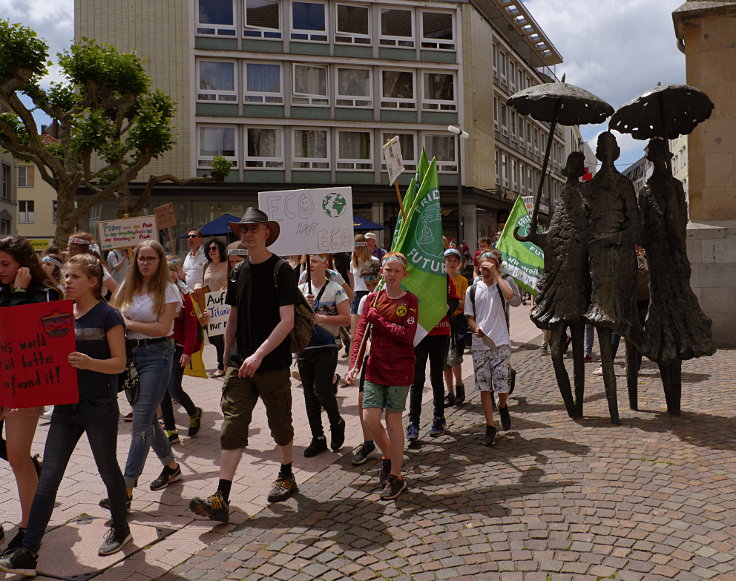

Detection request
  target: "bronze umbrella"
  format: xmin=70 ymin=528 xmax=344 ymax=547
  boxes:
xmin=507 ymin=76 xmax=614 ymax=234
xmin=609 ymin=83 xmax=714 ymax=173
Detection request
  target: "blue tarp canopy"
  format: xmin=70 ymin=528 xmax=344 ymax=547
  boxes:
xmin=353 ymin=215 xmax=386 ymax=230
xmin=191 ymin=213 xmax=240 ymax=237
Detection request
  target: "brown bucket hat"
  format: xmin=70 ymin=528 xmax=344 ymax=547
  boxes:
xmin=228 ymin=207 xmax=280 ymax=247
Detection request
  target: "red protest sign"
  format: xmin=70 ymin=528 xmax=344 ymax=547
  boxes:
xmin=0 ymin=300 xmax=79 ymax=408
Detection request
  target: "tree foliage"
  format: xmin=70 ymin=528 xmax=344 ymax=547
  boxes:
xmin=0 ymin=20 xmax=182 ymax=243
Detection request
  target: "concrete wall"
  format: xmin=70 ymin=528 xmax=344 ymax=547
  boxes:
xmin=75 ymin=0 xmax=192 ymax=178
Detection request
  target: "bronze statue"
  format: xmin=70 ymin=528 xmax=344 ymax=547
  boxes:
xmin=637 ymin=139 xmax=715 ymax=415
xmin=582 ymin=132 xmax=641 ymax=424
xmin=530 ymin=151 xmax=591 ymax=418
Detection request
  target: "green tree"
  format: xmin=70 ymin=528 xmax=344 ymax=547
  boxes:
xmin=0 ymin=21 xmax=226 ymax=244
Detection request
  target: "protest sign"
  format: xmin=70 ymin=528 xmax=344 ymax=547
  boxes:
xmin=495 ymin=196 xmax=545 ymax=295
xmin=98 ymin=215 xmax=159 ymax=251
xmin=205 ymin=290 xmax=230 ymax=338
xmin=0 ymin=300 xmax=78 ymax=408
xmin=154 ymin=203 xmax=177 ymax=229
xmin=258 ymin=187 xmax=354 ymax=256
xmin=382 ymin=136 xmax=405 ymax=186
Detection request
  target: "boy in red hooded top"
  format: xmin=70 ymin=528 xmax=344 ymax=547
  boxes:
xmin=347 ymin=252 xmax=417 ymax=501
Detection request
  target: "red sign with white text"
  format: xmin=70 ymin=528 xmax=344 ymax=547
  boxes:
xmin=0 ymin=300 xmax=79 ymax=408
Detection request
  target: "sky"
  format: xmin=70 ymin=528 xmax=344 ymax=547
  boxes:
xmin=3 ymin=0 xmax=686 ymax=168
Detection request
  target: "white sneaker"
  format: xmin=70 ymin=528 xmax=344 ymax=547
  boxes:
xmin=41 ymin=407 xmax=54 ymax=421
xmin=592 ymin=366 xmax=603 ymax=376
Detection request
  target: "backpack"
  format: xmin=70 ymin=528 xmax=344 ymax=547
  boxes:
xmin=468 ymin=273 xmax=519 ymax=329
xmin=231 ymin=257 xmax=315 ymax=354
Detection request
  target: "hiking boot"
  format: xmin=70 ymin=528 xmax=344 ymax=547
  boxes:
xmin=499 ymin=404 xmax=511 ymax=431
xmin=455 ymin=384 xmax=465 ymax=405
xmin=379 ymin=459 xmax=391 ymax=488
xmin=99 ymin=494 xmax=132 ymax=513
xmin=189 ymin=492 xmax=229 ymax=522
xmin=406 ymin=423 xmax=419 ymax=443
xmin=429 ymin=416 xmax=446 ymax=437
xmin=188 ymin=407 xmax=202 ymax=437
xmin=380 ymin=475 xmax=407 ymax=501
xmin=165 ymin=429 xmax=180 ymax=444
xmin=267 ymin=474 xmax=298 ymax=503
xmin=483 ymin=425 xmax=497 ymax=446
xmin=0 ymin=548 xmax=37 ymax=577
xmin=98 ymin=527 xmax=132 ymax=556
xmin=150 ymin=464 xmax=182 ymax=491
xmin=446 ymin=391 xmax=456 ymax=407
xmin=330 ymin=418 xmax=345 ymax=451
xmin=351 ymin=442 xmax=375 ymax=466
xmin=304 ymin=437 xmax=328 ymax=458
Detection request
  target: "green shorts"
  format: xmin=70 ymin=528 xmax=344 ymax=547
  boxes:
xmin=362 ymin=380 xmax=411 ymax=413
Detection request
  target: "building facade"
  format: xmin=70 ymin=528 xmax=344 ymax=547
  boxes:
xmin=0 ymin=152 xmax=15 ymax=236
xmin=75 ymin=0 xmax=578 ymax=249
xmin=15 ymin=161 xmax=58 ymax=252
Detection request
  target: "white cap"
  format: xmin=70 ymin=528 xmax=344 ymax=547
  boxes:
xmin=364 ymin=232 xmax=377 ymax=240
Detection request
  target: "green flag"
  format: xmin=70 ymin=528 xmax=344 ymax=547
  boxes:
xmin=495 ymin=196 xmax=545 ymax=295
xmin=392 ymin=150 xmax=430 ymax=247
xmin=391 ymin=158 xmax=447 ymax=344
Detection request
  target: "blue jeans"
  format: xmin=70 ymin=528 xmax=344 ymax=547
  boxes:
xmin=125 ymin=339 xmax=175 ymax=488
xmin=160 ymin=345 xmax=198 ymax=432
xmin=23 ymin=399 xmax=128 ymax=552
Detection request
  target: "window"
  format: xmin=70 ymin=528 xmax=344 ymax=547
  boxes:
xmin=1 ymin=164 xmax=9 ymax=200
xmin=336 ymin=4 xmax=370 ymax=44
xmin=501 ymin=153 xmax=509 ymax=186
xmin=245 ymin=128 xmax=284 ymax=168
xmin=293 ymin=64 xmax=328 ymax=105
xmin=244 ymin=0 xmax=281 ymax=39
xmin=423 ymin=134 xmax=456 ymax=173
xmin=380 ymin=8 xmax=413 ymax=47
xmin=381 ymin=70 xmax=415 ymax=109
xmin=18 ymin=200 xmax=34 ymax=224
xmin=198 ymin=61 xmax=236 ymax=102
xmin=500 ymin=103 xmax=508 ymax=136
xmin=381 ymin=132 xmax=416 ymax=171
xmin=0 ymin=216 xmax=9 ymax=235
xmin=495 ymin=150 xmax=500 ymax=185
xmin=197 ymin=0 xmax=235 ymax=36
xmin=493 ymin=96 xmax=499 ymax=129
xmin=52 ymin=200 xmax=57 ymax=224
xmin=198 ymin=126 xmax=237 ymax=168
xmin=337 ymin=131 xmax=372 ymax=170
xmin=291 ymin=1 xmax=327 ymax=42
xmin=422 ymin=72 xmax=455 ymax=111
xmin=293 ymin=129 xmax=329 ymax=169
xmin=17 ymin=165 xmax=34 ymax=188
xmin=421 ymin=11 xmax=454 ymax=50
xmin=336 ymin=68 xmax=371 ymax=107
xmin=245 ymin=62 xmax=283 ymax=103
xmin=508 ymin=61 xmax=516 ymax=91
xmin=499 ymin=51 xmax=507 ymax=79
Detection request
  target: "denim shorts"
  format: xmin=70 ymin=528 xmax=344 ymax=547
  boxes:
xmin=350 ymin=290 xmax=368 ymax=315
xmin=362 ymin=380 xmax=410 ymax=413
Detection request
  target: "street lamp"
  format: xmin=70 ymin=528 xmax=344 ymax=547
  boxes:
xmin=447 ymin=125 xmax=469 ymax=247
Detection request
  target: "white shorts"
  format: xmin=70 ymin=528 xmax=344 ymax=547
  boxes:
xmin=472 ymin=345 xmax=512 ymax=393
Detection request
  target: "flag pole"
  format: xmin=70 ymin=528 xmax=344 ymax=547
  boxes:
xmin=394 ymin=181 xmax=407 ymax=222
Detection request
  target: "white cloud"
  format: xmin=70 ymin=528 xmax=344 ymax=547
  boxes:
xmin=523 ymin=0 xmax=685 ymax=167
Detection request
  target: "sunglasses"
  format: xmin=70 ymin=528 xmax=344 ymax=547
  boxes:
xmin=239 ymin=225 xmax=263 ymax=233
xmin=208 ymin=246 xmax=218 ymax=252
xmin=187 ymin=234 xmax=200 ymax=239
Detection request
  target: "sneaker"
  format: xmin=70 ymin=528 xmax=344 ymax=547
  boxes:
xmin=584 ymin=354 xmax=592 ymax=363
xmin=291 ymin=369 xmax=301 ymax=382
xmin=351 ymin=442 xmax=376 ymax=466
xmin=429 ymin=416 xmax=446 ymax=437
xmin=380 ymin=475 xmax=407 ymax=501
xmin=123 ymin=412 xmax=133 ymax=422
xmin=499 ymin=404 xmax=511 ymax=431
xmin=41 ymin=407 xmax=53 ymax=421
xmin=406 ymin=423 xmax=419 ymax=443
xmin=211 ymin=369 xmax=226 ymax=378
xmin=304 ymin=437 xmax=328 ymax=458
xmin=593 ymin=366 xmax=603 ymax=376
xmin=455 ymin=384 xmax=465 ymax=405
xmin=483 ymin=425 xmax=497 ymax=446
xmin=98 ymin=527 xmax=132 ymax=556
xmin=188 ymin=407 xmax=203 ymax=437
xmin=2 ymin=529 xmax=25 ymax=556
xmin=541 ymin=345 xmax=548 ymax=354
xmin=446 ymin=391 xmax=456 ymax=406
xmin=0 ymin=548 xmax=37 ymax=576
xmin=150 ymin=464 xmax=182 ymax=491
xmin=379 ymin=459 xmax=391 ymax=488
xmin=165 ymin=429 xmax=180 ymax=444
xmin=267 ymin=474 xmax=298 ymax=503
xmin=99 ymin=494 xmax=132 ymax=513
xmin=330 ymin=418 xmax=345 ymax=451
xmin=189 ymin=492 xmax=229 ymax=522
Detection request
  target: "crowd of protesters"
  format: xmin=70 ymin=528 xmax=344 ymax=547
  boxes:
xmin=0 ymin=212 xmax=522 ymax=575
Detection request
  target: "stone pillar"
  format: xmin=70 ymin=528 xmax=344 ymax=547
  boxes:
xmin=673 ymin=1 xmax=736 ymax=347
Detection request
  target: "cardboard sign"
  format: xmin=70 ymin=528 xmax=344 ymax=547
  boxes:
xmin=205 ymin=290 xmax=229 ymax=337
xmin=98 ymin=215 xmax=159 ymax=251
xmin=258 ymin=187 xmax=354 ymax=256
xmin=383 ymin=136 xmax=405 ymax=185
xmin=154 ymin=203 xmax=177 ymax=230
xmin=0 ymin=300 xmax=78 ymax=408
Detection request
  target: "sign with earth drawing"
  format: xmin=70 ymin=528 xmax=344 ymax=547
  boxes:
xmin=258 ymin=187 xmax=354 ymax=256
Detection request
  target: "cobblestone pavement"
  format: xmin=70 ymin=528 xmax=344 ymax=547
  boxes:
xmin=2 ymin=305 xmax=735 ymax=580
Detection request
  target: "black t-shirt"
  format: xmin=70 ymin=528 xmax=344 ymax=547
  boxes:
xmin=75 ymin=301 xmax=124 ymax=400
xmin=225 ymin=254 xmax=301 ymax=372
